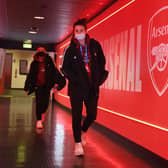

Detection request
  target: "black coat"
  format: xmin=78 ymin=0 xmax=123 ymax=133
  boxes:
xmin=61 ymin=38 xmax=108 ymax=97
xmin=24 ymin=55 xmax=66 ymax=95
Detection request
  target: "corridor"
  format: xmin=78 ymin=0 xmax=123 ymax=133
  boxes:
xmin=0 ymin=90 xmax=167 ymax=168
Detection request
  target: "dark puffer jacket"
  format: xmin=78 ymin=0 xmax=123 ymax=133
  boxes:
xmin=61 ymin=36 xmax=108 ymax=97
xmin=24 ymin=54 xmax=66 ymax=95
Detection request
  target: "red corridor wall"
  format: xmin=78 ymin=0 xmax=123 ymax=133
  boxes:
xmin=55 ymin=0 xmax=168 ymax=160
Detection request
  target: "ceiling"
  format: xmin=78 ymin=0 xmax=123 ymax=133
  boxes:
xmin=0 ymin=0 xmax=116 ymax=44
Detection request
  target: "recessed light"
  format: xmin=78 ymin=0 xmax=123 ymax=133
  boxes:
xmin=34 ymin=16 xmax=45 ymax=20
xmin=28 ymin=31 xmax=37 ymax=34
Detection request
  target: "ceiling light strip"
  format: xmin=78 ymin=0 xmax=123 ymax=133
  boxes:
xmin=60 ymin=41 xmax=70 ymax=49
xmin=88 ymin=0 xmax=136 ymax=32
xmin=58 ymin=93 xmax=70 ymax=99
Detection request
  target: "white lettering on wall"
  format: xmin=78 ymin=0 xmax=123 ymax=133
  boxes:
xmin=101 ymin=24 xmax=142 ymax=92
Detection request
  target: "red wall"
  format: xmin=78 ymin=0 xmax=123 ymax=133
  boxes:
xmin=0 ymin=77 xmax=5 ymax=94
xmin=55 ymin=0 xmax=168 ymax=160
xmin=0 ymin=50 xmax=5 ymax=95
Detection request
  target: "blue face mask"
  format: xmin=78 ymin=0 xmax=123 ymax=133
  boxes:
xmin=75 ymin=33 xmax=86 ymax=40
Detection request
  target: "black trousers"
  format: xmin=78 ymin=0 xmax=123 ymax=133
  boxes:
xmin=35 ymin=86 xmax=50 ymax=120
xmin=70 ymin=87 xmax=99 ymax=142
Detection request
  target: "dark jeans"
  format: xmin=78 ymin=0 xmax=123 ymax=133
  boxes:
xmin=70 ymin=87 xmax=99 ymax=142
xmin=35 ymin=86 xmax=50 ymax=120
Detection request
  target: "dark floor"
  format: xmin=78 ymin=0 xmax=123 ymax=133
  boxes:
xmin=0 ymin=90 xmax=167 ymax=168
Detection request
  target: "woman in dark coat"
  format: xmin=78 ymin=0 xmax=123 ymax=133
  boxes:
xmin=62 ymin=19 xmax=108 ymax=156
xmin=24 ymin=47 xmax=66 ymax=129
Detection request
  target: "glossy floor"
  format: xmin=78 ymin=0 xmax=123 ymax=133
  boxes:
xmin=0 ymin=90 xmax=167 ymax=168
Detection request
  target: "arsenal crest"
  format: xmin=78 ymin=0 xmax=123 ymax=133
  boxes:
xmin=147 ymin=6 xmax=168 ymax=96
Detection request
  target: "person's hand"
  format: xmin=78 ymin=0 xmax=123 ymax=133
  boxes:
xmin=25 ymin=91 xmax=28 ymax=95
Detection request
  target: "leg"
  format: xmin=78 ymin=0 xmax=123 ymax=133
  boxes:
xmin=70 ymin=93 xmax=83 ymax=143
xmin=35 ymin=87 xmax=43 ymax=120
xmin=35 ymin=86 xmax=50 ymax=120
xmin=82 ymin=88 xmax=99 ymax=132
xmin=41 ymin=87 xmax=50 ymax=114
xmin=41 ymin=87 xmax=50 ymax=122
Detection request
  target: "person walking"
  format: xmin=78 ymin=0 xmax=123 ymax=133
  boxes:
xmin=24 ymin=47 xmax=66 ymax=129
xmin=62 ymin=19 xmax=108 ymax=156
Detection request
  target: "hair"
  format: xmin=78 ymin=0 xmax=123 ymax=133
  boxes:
xmin=73 ymin=18 xmax=87 ymax=33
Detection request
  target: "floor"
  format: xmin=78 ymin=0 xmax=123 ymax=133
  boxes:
xmin=0 ymin=90 xmax=167 ymax=168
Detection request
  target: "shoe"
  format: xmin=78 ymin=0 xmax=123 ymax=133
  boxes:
xmin=81 ymin=132 xmax=87 ymax=146
xmin=74 ymin=143 xmax=84 ymax=157
xmin=36 ymin=120 xmax=43 ymax=129
xmin=42 ymin=113 xmax=46 ymax=123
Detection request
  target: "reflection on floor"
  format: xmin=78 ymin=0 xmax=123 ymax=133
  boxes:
xmin=0 ymin=90 xmax=167 ymax=168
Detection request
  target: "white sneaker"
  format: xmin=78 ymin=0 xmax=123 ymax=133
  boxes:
xmin=81 ymin=132 xmax=87 ymax=146
xmin=36 ymin=120 xmax=43 ymax=129
xmin=74 ymin=143 xmax=84 ymax=157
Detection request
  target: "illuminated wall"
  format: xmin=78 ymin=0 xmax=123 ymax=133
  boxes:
xmin=55 ymin=0 xmax=168 ymax=160
xmin=0 ymin=49 xmax=5 ymax=94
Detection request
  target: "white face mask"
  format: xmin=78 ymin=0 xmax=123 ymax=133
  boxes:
xmin=75 ymin=33 xmax=86 ymax=40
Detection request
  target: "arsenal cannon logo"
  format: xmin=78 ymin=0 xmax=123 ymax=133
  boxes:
xmin=147 ymin=6 xmax=168 ymax=96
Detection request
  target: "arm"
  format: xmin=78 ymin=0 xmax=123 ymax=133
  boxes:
xmin=24 ymin=62 xmax=34 ymax=91
xmin=61 ymin=47 xmax=78 ymax=84
xmin=54 ymin=67 xmax=66 ymax=90
xmin=96 ymin=41 xmax=106 ymax=71
xmin=48 ymin=56 xmax=66 ymax=90
xmin=96 ymin=41 xmax=109 ymax=85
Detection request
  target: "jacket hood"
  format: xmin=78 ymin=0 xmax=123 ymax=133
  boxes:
xmin=33 ymin=52 xmax=46 ymax=62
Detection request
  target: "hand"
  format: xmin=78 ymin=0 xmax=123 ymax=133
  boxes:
xmin=25 ymin=91 xmax=28 ymax=95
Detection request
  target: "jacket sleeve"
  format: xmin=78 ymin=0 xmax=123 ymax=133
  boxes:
xmin=96 ymin=41 xmax=109 ymax=85
xmin=24 ymin=62 xmax=34 ymax=91
xmin=48 ymin=56 xmax=66 ymax=90
xmin=96 ymin=41 xmax=106 ymax=71
xmin=54 ymin=67 xmax=66 ymax=90
xmin=61 ymin=47 xmax=78 ymax=84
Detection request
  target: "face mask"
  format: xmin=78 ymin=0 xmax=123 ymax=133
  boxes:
xmin=75 ymin=33 xmax=86 ymax=40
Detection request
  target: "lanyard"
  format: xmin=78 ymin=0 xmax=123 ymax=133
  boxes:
xmin=80 ymin=44 xmax=89 ymax=64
